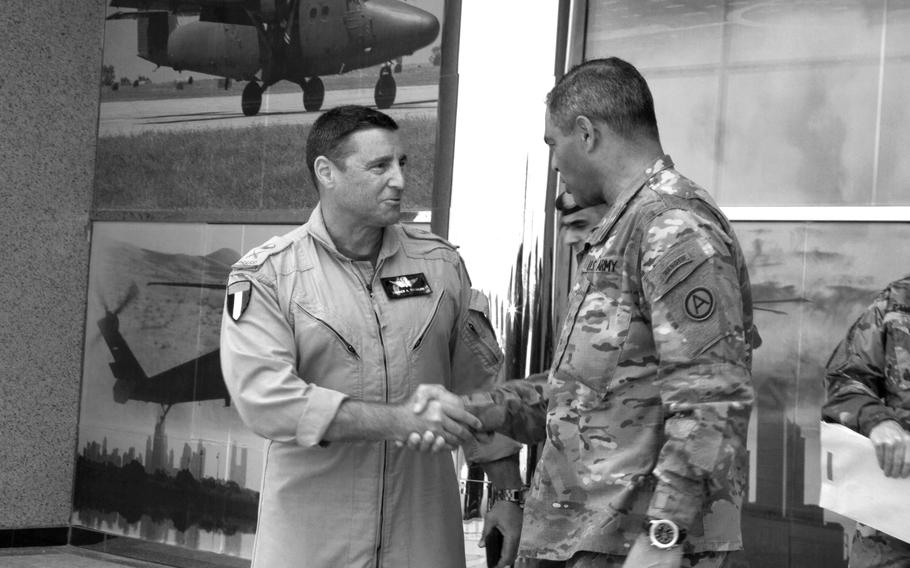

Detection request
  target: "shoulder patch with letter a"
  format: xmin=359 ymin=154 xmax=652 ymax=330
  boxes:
xmin=380 ymin=273 xmax=432 ymax=299
xmin=227 ymin=280 xmax=252 ymax=321
xmin=685 ymin=287 xmax=715 ymax=321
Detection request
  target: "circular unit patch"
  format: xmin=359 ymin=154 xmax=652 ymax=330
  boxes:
xmin=684 ymin=287 xmax=715 ymax=321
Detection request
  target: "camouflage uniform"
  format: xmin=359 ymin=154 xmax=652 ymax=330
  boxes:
xmin=823 ymin=276 xmax=910 ymax=567
xmin=466 ymin=156 xmax=755 ymax=561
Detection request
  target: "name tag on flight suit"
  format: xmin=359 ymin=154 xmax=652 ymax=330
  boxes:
xmin=380 ymin=273 xmax=432 ymax=299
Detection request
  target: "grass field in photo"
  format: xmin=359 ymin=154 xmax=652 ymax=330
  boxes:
xmin=93 ymin=115 xmax=437 ymax=212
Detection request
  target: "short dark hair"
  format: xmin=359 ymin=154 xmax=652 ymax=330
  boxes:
xmin=546 ymin=57 xmax=659 ymax=141
xmin=305 ymin=105 xmax=399 ymax=188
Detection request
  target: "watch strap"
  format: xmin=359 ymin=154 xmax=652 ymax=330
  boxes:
xmin=491 ymin=487 xmax=526 ymax=508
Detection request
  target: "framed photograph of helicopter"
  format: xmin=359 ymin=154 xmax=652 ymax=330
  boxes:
xmin=93 ymin=0 xmax=448 ymax=222
xmin=73 ymin=221 xmax=297 ymax=558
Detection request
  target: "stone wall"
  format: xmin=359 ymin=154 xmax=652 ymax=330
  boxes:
xmin=0 ymin=0 xmax=104 ymax=528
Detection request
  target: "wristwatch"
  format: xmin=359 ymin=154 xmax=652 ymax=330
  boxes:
xmin=490 ymin=487 xmax=526 ymax=508
xmin=644 ymin=518 xmax=686 ymax=550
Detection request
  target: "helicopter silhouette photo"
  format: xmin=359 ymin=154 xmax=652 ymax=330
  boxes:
xmin=73 ymin=222 xmax=295 ymax=557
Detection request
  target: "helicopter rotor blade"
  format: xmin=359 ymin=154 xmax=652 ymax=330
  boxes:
xmin=112 ymin=282 xmax=140 ymax=316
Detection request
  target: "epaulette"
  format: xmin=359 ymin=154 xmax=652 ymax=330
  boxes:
xmin=469 ymin=289 xmax=492 ymax=318
xmin=232 ymin=235 xmax=293 ymax=270
xmin=400 ymin=224 xmax=458 ymax=251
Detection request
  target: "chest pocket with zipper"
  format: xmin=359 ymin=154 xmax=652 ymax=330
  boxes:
xmin=291 ymin=297 xmax=364 ymax=397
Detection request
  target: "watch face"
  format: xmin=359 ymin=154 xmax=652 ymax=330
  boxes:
xmin=649 ymin=519 xmax=680 ymax=549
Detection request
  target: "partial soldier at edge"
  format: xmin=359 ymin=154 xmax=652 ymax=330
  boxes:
xmin=823 ymin=275 xmax=910 ymax=568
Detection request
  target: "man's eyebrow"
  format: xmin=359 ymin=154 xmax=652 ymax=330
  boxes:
xmin=365 ymin=154 xmax=395 ymax=167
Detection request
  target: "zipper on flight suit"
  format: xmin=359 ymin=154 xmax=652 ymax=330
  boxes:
xmin=295 ymin=303 xmax=359 ymax=358
xmin=360 ymin=268 xmax=391 ymax=567
xmin=412 ymin=290 xmax=446 ymax=351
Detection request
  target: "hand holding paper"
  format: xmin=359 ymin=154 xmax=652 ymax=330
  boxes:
xmin=819 ymin=421 xmax=910 ymax=543
xmin=868 ymin=420 xmax=910 ymax=478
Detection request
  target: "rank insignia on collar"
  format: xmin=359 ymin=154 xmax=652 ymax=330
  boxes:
xmin=227 ymin=280 xmax=252 ymax=321
xmin=380 ymin=273 xmax=432 ymax=299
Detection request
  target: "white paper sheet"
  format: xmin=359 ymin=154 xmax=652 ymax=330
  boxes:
xmin=818 ymin=421 xmax=910 ymax=543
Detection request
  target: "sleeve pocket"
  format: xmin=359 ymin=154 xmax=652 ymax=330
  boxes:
xmin=451 ymin=290 xmax=504 ymax=392
xmin=645 ymin=238 xmax=711 ymax=302
xmin=464 ymin=304 xmax=503 ymax=369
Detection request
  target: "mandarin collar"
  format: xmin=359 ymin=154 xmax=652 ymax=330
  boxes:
xmin=307 ymin=203 xmax=402 ymax=262
xmin=585 ymin=154 xmax=674 ymax=248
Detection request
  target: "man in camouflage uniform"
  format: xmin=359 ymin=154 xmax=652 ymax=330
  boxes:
xmin=415 ymin=57 xmax=756 ymax=568
xmin=823 ymin=276 xmax=910 ymax=567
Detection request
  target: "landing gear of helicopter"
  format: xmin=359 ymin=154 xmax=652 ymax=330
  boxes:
xmin=303 ymin=76 xmax=325 ymax=112
xmin=374 ymin=65 xmax=396 ymax=109
xmin=241 ymin=81 xmax=263 ymax=116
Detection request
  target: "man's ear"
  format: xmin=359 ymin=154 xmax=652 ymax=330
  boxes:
xmin=313 ymin=155 xmax=335 ymax=189
xmin=574 ymin=115 xmax=597 ymax=151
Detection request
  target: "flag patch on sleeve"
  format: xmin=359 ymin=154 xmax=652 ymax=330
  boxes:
xmin=227 ymin=280 xmax=252 ymax=321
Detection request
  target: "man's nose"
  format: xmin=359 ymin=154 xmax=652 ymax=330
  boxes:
xmin=389 ymin=162 xmax=405 ymax=188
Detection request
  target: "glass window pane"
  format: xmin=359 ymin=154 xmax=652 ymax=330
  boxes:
xmin=585 ymin=1 xmax=725 ymax=68
xmin=726 ymin=1 xmax=885 ymax=64
xmin=647 ymin=73 xmax=720 ymax=194
xmin=582 ymin=0 xmax=910 ymax=206
xmin=876 ymin=59 xmax=910 ymax=204
xmin=719 ymin=65 xmax=878 ymax=205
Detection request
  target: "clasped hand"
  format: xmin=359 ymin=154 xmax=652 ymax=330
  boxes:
xmin=397 ymin=384 xmax=484 ymax=452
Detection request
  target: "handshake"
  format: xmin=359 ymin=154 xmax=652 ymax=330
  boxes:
xmin=396 ymin=384 xmax=492 ymax=452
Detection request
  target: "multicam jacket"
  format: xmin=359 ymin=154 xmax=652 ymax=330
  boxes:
xmin=466 ymin=156 xmax=755 ymax=560
xmin=823 ymin=276 xmax=910 ymax=436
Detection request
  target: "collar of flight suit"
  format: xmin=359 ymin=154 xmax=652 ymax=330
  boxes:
xmin=585 ymin=154 xmax=675 ymax=249
xmin=305 ymin=202 xmax=404 ymax=264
